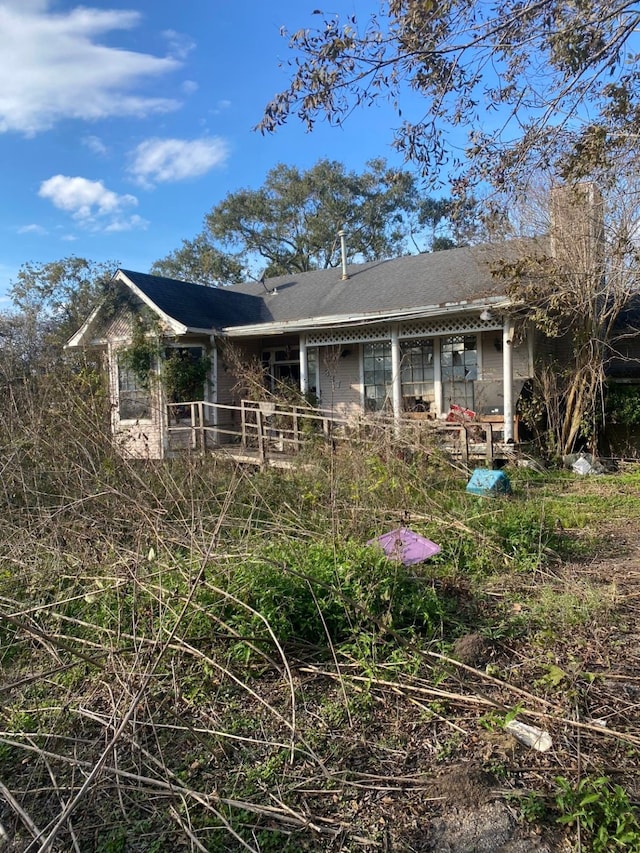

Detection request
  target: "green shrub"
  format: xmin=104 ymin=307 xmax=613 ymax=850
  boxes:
xmin=214 ymin=540 xmax=442 ymax=654
xmin=606 ymin=385 xmax=640 ymax=426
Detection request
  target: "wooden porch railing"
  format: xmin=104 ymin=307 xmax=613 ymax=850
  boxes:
xmin=165 ymin=400 xmax=515 ymax=465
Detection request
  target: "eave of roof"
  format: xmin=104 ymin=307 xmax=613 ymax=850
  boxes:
xmin=118 ymin=270 xmax=190 ymax=334
xmin=66 ymin=268 xmax=263 ymax=347
xmin=65 ymin=301 xmax=105 ymax=348
xmin=221 ymin=295 xmax=511 ymax=337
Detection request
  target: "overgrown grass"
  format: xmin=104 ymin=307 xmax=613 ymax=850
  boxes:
xmin=0 ymin=373 xmax=639 ymax=851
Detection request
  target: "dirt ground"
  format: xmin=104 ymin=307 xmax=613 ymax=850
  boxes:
xmin=281 ymin=508 xmax=640 ymax=852
xmin=408 ymin=514 xmax=640 ymax=853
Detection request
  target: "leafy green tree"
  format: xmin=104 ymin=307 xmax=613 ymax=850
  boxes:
xmin=151 ymin=233 xmax=245 ymax=286
xmin=10 ymin=257 xmax=117 ymax=347
xmin=153 ymin=158 xmax=470 ymax=282
xmin=259 ymin=2 xmax=640 ymax=192
xmin=203 ymin=158 xmax=418 ymax=275
xmin=0 ymin=310 xmax=46 ymax=383
xmin=418 ymin=195 xmax=483 ymax=251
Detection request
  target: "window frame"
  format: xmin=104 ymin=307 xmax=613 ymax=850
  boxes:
xmin=117 ymin=356 xmax=152 ymax=422
xmin=363 ymin=341 xmax=393 ymax=411
xmin=400 ymin=339 xmax=435 ymax=409
xmin=440 ymin=334 xmax=478 ymax=410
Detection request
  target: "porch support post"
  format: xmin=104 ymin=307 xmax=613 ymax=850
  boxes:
xmin=502 ymin=316 xmax=515 ymax=442
xmin=299 ymin=334 xmax=309 ymax=396
xmin=210 ymin=336 xmax=219 ymax=442
xmin=391 ymin=324 xmax=402 ymax=428
xmin=433 ymin=338 xmax=442 ymax=417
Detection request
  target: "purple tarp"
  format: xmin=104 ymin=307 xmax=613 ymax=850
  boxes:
xmin=369 ymin=527 xmax=441 ymax=566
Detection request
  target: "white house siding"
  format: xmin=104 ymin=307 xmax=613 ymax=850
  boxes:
xmin=220 ymin=341 xmax=263 ymax=400
xmin=103 ymin=308 xmax=136 ymax=341
xmin=216 ymin=350 xmax=240 ymax=406
xmin=317 ymin=347 xmax=362 ymax=419
xmin=533 ymin=328 xmax=573 ymax=366
xmin=480 ymin=335 xmax=531 ymax=380
xmin=472 ymin=333 xmax=532 ymax=417
xmin=209 ymin=339 xmax=271 ymax=446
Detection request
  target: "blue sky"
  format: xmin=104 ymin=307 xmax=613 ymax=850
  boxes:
xmin=0 ymin=0 xmax=427 ymax=307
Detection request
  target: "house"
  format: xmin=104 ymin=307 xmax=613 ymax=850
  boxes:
xmin=68 ymin=239 xmax=541 ymax=459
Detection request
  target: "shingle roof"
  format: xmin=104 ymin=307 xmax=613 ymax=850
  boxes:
xmin=228 ymin=245 xmax=507 ymax=326
xmin=123 ymin=241 xmax=532 ymax=333
xmin=69 ymin=240 xmax=543 ymax=347
xmin=119 ymin=270 xmax=264 ymax=330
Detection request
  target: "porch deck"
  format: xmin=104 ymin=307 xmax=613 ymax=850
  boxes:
xmin=165 ymin=400 xmax=518 ymax=468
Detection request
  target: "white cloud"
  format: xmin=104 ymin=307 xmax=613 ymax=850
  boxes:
xmin=105 ymin=214 xmax=149 ymax=233
xmin=128 ymin=137 xmax=229 ymax=187
xmin=83 ymin=135 xmax=108 ymax=156
xmin=38 ymin=174 xmax=146 ymax=232
xmin=182 ymin=80 xmax=198 ymax=95
xmin=162 ymin=29 xmax=195 ymax=61
xmin=0 ymin=2 xmax=181 ymax=134
xmin=211 ymin=99 xmax=232 ymax=115
xmin=18 ymin=223 xmax=47 ymax=235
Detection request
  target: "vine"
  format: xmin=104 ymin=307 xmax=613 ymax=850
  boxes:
xmin=119 ymin=313 xmax=210 ymax=405
xmin=163 ymin=348 xmax=210 ymax=403
xmin=118 ymin=314 xmax=161 ymax=389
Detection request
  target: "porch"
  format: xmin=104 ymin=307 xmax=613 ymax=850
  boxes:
xmin=164 ymin=400 xmax=518 ymax=467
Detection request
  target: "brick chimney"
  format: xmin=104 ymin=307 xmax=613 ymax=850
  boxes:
xmin=550 ymin=182 xmax=604 ymax=272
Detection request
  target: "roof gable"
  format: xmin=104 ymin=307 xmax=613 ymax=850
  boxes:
xmin=118 ymin=269 xmax=264 ymax=331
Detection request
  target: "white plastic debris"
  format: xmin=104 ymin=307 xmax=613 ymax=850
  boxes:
xmin=505 ymin=720 xmax=553 ymax=752
xmin=572 ymin=456 xmax=593 ymax=476
xmin=564 ymin=452 xmax=605 ymax=475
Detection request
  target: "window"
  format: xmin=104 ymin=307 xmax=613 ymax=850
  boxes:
xmin=401 ymin=340 xmax=434 ymax=409
xmin=441 ymin=335 xmax=477 ymax=410
xmin=363 ymin=342 xmax=392 ymax=411
xmin=261 ymin=346 xmax=300 ymax=392
xmin=117 ymin=358 xmax=151 ymax=420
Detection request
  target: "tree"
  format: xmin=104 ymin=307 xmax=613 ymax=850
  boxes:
xmin=418 ymin=195 xmax=483 ymax=251
xmin=204 ymin=158 xmax=419 ymax=276
xmin=0 ymin=310 xmax=47 ymax=384
xmin=256 ymin=4 xmax=640 ymax=453
xmin=258 ymin=2 xmax=640 ymax=194
xmin=10 ymin=257 xmax=117 ymax=348
xmin=150 ymin=233 xmax=245 ymax=286
xmin=153 ymin=158 xmax=470 ymax=283
xmin=495 ymin=172 xmax=640 ymax=456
